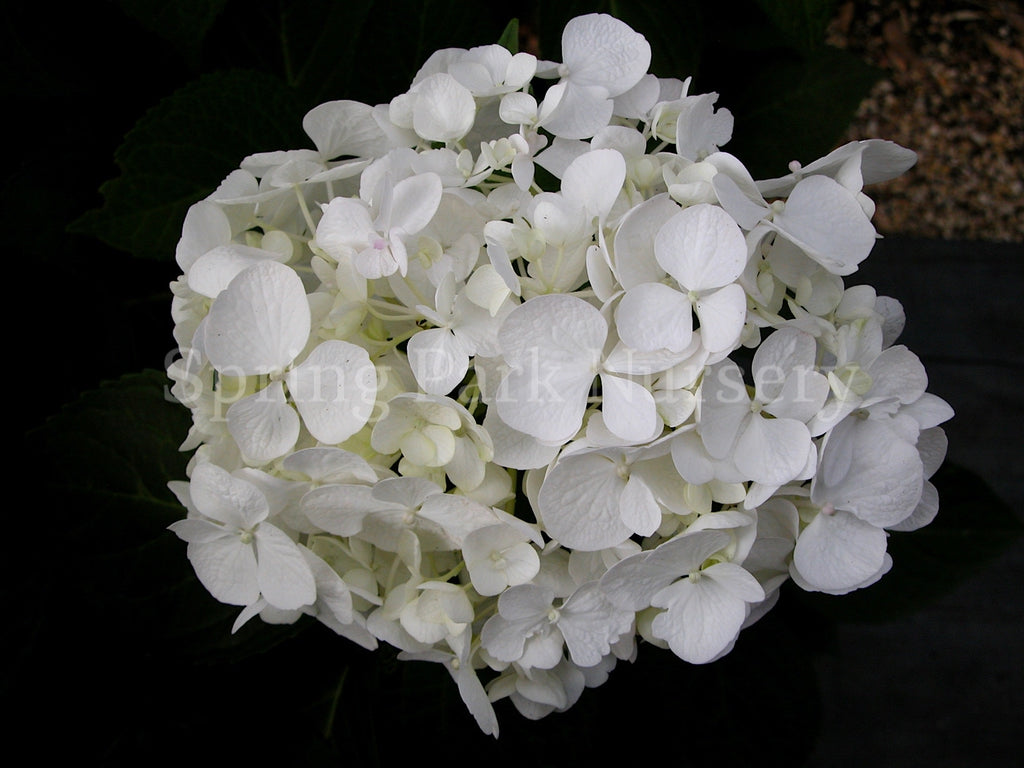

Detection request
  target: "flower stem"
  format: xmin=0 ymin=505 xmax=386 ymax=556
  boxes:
xmin=322 ymin=666 xmax=349 ymax=739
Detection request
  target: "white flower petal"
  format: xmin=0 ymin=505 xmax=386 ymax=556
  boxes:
xmin=539 ymin=81 xmax=614 ymax=140
xmin=694 ymin=283 xmax=747 ymax=354
xmin=303 ymin=100 xmax=395 ymax=159
xmin=407 ymin=327 xmax=469 ymax=396
xmin=204 ymin=261 xmax=311 ymax=375
xmin=558 ymin=582 xmax=634 ymax=667
xmin=286 ymin=340 xmax=377 ymax=444
xmin=711 ymin=168 xmax=767 ymax=230
xmin=464 ymin=524 xmax=540 ymax=596
xmin=537 ymin=452 xmax=632 ymax=551
xmin=387 ymin=172 xmax=444 ymax=235
xmin=767 ymin=370 xmax=831 ymax=424
xmin=497 ymin=583 xmax=555 ymax=622
xmin=176 ymin=200 xmax=231 ymax=272
xmin=417 ymin=492 xmax=499 ymax=547
xmin=651 ymin=576 xmax=747 ymax=664
xmin=372 ymin=476 xmax=443 ymax=510
xmin=585 ymin=243 xmax=617 ymax=303
xmin=411 ymin=73 xmax=477 ymax=142
xmin=887 ymin=480 xmax=939 ymax=532
xmin=674 ymin=93 xmax=734 ymax=161
xmin=533 ymin=136 xmax=590 ymax=179
xmin=916 ymin=427 xmax=949 ymax=478
xmin=756 ymin=139 xmax=917 ymax=198
xmin=812 ymin=418 xmax=924 ymax=527
xmin=903 ymin=394 xmax=954 ymax=432
xmin=168 ymin=518 xmax=231 ymax=545
xmin=615 ymin=283 xmax=693 ymax=352
xmin=613 ymin=193 xmax=677 ymax=289
xmin=480 ymin=614 xmax=531 ymax=662
xmin=301 ymin=484 xmax=375 ymax=536
xmin=619 ymin=474 xmax=662 ymax=537
xmin=561 ymin=13 xmax=651 ymax=97
xmin=864 ymin=345 xmax=928 ymax=405
xmin=315 ymin=197 xmax=375 ymax=259
xmin=698 ymin=361 xmax=753 ymax=459
xmin=701 ymin=562 xmax=765 ymax=603
xmin=599 ymin=373 xmax=660 ymax=444
xmin=189 ymin=462 xmax=269 ymax=530
xmin=299 ymin=547 xmax=358 ymax=629
xmin=495 ymin=364 xmax=592 ymax=445
xmin=254 ymin=523 xmax=316 ymax=609
xmin=499 ymin=91 xmax=539 ymax=125
xmin=281 ymin=447 xmax=377 ymax=484
xmin=483 ymin=409 xmax=561 ymax=470
xmin=187 ymin=244 xmax=286 ymax=299
xmin=226 ymin=382 xmax=300 ymax=465
xmin=669 ymin=430 xmax=717 ymax=486
xmin=792 ymin=509 xmax=888 ymax=593
xmin=613 ymin=73 xmax=662 ymax=118
xmin=752 ymin=328 xmax=817 ymax=402
xmin=496 ymin=294 xmax=606 ymax=443
xmin=187 ymin=536 xmax=260 ymax=606
xmin=445 ymin=432 xmax=489 ymax=491
xmin=655 ymin=203 xmax=747 ymax=291
xmin=560 ymin=148 xmax=626 ymax=220
xmin=734 ymin=416 xmax=811 ymax=486
xmin=770 ymin=175 xmax=876 ymax=276
xmin=464 ymin=263 xmax=513 ymax=317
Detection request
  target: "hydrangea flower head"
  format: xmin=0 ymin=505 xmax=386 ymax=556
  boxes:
xmin=166 ymin=13 xmax=951 ymax=737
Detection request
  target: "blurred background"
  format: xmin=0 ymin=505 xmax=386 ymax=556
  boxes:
xmin=831 ymin=0 xmax=1022 ymax=242
xmin=4 ymin=1 xmax=1021 ymax=765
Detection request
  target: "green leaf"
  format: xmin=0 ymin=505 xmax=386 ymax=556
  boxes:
xmin=16 ymin=370 xmax=305 ymax=663
xmin=115 ymin=0 xmax=230 ymax=68
xmin=497 ymin=17 xmax=520 ymax=54
xmin=725 ymin=46 xmax=881 ymax=179
xmin=795 ymin=462 xmax=1024 ymax=623
xmin=279 ymin=0 xmax=376 ymax=104
xmin=754 ymin=0 xmax=838 ymax=54
xmin=69 ymin=69 xmax=308 ymax=262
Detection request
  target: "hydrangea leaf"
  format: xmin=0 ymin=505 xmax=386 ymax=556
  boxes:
xmin=70 ymin=70 xmax=309 ymax=262
xmin=278 ymin=0 xmax=376 ymax=102
xmin=115 ymin=0 xmax=228 ymax=68
xmin=20 ymin=371 xmax=308 ymax=664
xmin=725 ymin=46 xmax=882 ymax=180
xmin=496 ymin=17 xmax=520 ymax=53
xmin=753 ymin=0 xmax=838 ymax=54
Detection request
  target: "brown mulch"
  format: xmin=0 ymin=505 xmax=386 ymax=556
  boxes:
xmin=828 ymin=0 xmax=1024 ymax=241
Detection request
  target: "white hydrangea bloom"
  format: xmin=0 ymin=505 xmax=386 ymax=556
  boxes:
xmin=165 ymin=12 xmax=949 ymax=736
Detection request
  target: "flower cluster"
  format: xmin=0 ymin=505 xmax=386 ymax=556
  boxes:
xmin=167 ymin=14 xmax=952 ymax=736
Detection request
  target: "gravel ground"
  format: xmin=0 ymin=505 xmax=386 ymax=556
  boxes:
xmin=828 ymin=0 xmax=1023 ymax=241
